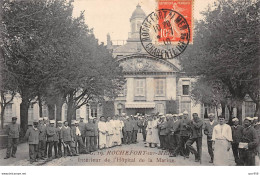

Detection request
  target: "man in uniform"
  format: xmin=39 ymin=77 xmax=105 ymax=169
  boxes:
xmin=158 ymin=115 xmax=167 ymax=150
xmin=25 ymin=120 xmax=39 ymax=164
xmin=4 ymin=117 xmax=20 ymax=159
xmin=46 ymin=120 xmax=56 ymax=160
xmin=38 ymin=118 xmax=46 ymax=159
xmin=56 ymin=121 xmax=63 ymax=158
xmin=138 ymin=115 xmax=148 ymax=142
xmin=231 ymin=117 xmax=244 ymax=165
xmin=172 ymin=111 xmax=192 ymax=158
xmin=132 ymin=115 xmax=139 ymax=144
xmin=72 ymin=120 xmax=88 ymax=154
xmin=86 ymin=117 xmax=96 ymax=152
xmin=186 ymin=113 xmax=203 ymax=162
xmin=43 ymin=117 xmax=49 ymax=158
xmin=124 ymin=116 xmax=133 ymax=144
xmin=204 ymin=113 xmax=218 ymax=163
xmin=61 ymin=121 xmax=77 ymax=157
xmin=239 ymin=117 xmax=259 ymax=166
xmin=169 ymin=114 xmax=179 ymax=157
xmin=92 ymin=117 xmax=99 ymax=150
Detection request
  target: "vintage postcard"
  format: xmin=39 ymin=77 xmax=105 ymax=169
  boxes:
xmin=0 ymin=0 xmax=259 ymax=170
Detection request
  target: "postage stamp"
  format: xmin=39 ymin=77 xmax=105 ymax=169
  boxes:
xmin=140 ymin=9 xmax=190 ymax=59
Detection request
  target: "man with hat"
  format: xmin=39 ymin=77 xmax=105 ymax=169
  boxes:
xmin=25 ymin=120 xmax=40 ymax=164
xmin=138 ymin=115 xmax=148 ymax=142
xmin=56 ymin=121 xmax=63 ymax=158
xmin=46 ymin=120 xmax=56 ymax=160
xmin=38 ymin=117 xmax=47 ymax=159
xmin=239 ymin=117 xmax=259 ymax=166
xmin=168 ymin=114 xmax=179 ymax=157
xmin=231 ymin=117 xmax=244 ymax=165
xmin=172 ymin=110 xmax=192 ymax=158
xmin=43 ymin=117 xmax=49 ymax=157
xmin=78 ymin=117 xmax=86 ymax=144
xmin=158 ymin=115 xmax=167 ymax=150
xmin=132 ymin=115 xmax=139 ymax=144
xmin=123 ymin=116 xmax=133 ymax=144
xmin=72 ymin=120 xmax=88 ymax=154
xmin=61 ymin=121 xmax=77 ymax=157
xmin=204 ymin=113 xmax=218 ymax=163
xmin=4 ymin=117 xmax=20 ymax=159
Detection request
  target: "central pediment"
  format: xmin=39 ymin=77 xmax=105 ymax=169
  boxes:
xmin=117 ymin=54 xmax=180 ymax=73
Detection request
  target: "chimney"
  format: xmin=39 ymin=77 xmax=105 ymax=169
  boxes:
xmin=107 ymin=33 xmax=112 ymax=49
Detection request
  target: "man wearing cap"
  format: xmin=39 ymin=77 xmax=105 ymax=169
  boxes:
xmin=61 ymin=121 xmax=77 ymax=157
xmin=56 ymin=121 xmax=63 ymax=158
xmin=123 ymin=116 xmax=133 ymax=144
xmin=4 ymin=117 xmax=20 ymax=159
xmin=138 ymin=116 xmax=148 ymax=142
xmin=132 ymin=115 xmax=139 ymax=144
xmin=231 ymin=117 xmax=244 ymax=165
xmin=212 ymin=115 xmax=233 ymax=165
xmin=25 ymin=120 xmax=40 ymax=164
xmin=43 ymin=117 xmax=49 ymax=157
xmin=239 ymin=117 xmax=259 ymax=166
xmin=158 ymin=115 xmax=167 ymax=150
xmin=204 ymin=113 xmax=218 ymax=163
xmin=168 ymin=114 xmax=179 ymax=157
xmin=72 ymin=120 xmax=88 ymax=154
xmin=172 ymin=111 xmax=192 ymax=158
xmin=86 ymin=117 xmax=95 ymax=152
xmin=38 ymin=118 xmax=47 ymax=159
xmin=186 ymin=113 xmax=203 ymax=162
xmin=46 ymin=120 xmax=56 ymax=160
xmin=78 ymin=117 xmax=86 ymax=144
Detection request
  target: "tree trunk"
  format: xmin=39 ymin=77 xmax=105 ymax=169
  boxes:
xmin=20 ymin=97 xmax=30 ymax=137
xmin=254 ymin=102 xmax=260 ymax=120
xmin=55 ymin=95 xmax=64 ymax=122
xmin=66 ymin=91 xmax=75 ymax=126
xmin=47 ymin=104 xmax=55 ymax=120
xmin=227 ymin=105 xmax=234 ymax=126
xmin=38 ymin=96 xmax=43 ymax=118
xmin=221 ymin=102 xmax=226 ymax=118
xmin=236 ymin=102 xmax=243 ymax=125
xmin=1 ymin=105 xmax=5 ymax=129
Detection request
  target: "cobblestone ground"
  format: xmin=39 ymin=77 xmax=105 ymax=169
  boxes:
xmin=0 ymin=133 xmax=235 ymax=166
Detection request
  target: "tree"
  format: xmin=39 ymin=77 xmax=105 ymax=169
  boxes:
xmin=2 ymin=0 xmax=87 ymax=135
xmin=180 ymin=0 xmax=260 ymax=122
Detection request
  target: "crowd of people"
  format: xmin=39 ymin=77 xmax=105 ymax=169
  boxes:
xmin=3 ymin=111 xmax=260 ymax=166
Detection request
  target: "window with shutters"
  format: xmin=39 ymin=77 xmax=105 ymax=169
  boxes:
xmin=245 ymin=101 xmax=256 ymax=117
xmin=42 ymin=105 xmax=48 ymax=118
xmin=156 ymin=103 xmax=165 ymax=114
xmin=155 ymin=78 xmax=165 ymax=96
xmin=4 ymin=104 xmax=13 ymax=119
xmin=76 ymin=109 xmax=81 ymax=119
xmin=182 ymin=85 xmax=189 ymax=95
xmin=135 ymin=79 xmax=145 ymax=96
xmin=91 ymin=104 xmax=97 ymax=118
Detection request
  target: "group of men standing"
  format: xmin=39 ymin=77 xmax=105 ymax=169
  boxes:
xmin=3 ymin=112 xmax=260 ymax=166
xmin=138 ymin=111 xmax=259 ymax=166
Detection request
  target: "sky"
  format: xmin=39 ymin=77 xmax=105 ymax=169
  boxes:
xmin=72 ymin=0 xmax=216 ymax=44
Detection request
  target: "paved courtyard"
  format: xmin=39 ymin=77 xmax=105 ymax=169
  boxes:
xmin=0 ymin=133 xmax=235 ymax=166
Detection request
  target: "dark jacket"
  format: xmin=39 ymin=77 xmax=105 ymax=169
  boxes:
xmin=85 ymin=123 xmax=98 ymax=137
xmin=178 ymin=118 xmax=192 ymax=137
xmin=61 ymin=126 xmax=73 ymax=142
xmin=189 ymin=118 xmax=203 ymax=138
xmin=38 ymin=124 xmax=47 ymax=141
xmin=124 ymin=120 xmax=133 ymax=132
xmin=46 ymin=126 xmax=56 ymax=142
xmin=231 ymin=125 xmax=244 ymax=143
xmin=158 ymin=121 xmax=167 ymax=135
xmin=204 ymin=120 xmax=218 ymax=140
xmin=78 ymin=122 xmax=86 ymax=137
xmin=25 ymin=127 xmax=39 ymax=144
xmin=6 ymin=123 xmax=20 ymax=138
xmin=241 ymin=125 xmax=259 ymax=151
xmin=132 ymin=120 xmax=139 ymax=131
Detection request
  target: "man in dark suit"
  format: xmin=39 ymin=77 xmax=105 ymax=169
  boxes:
xmin=239 ymin=117 xmax=259 ymax=166
xmin=158 ymin=115 xmax=167 ymax=150
xmin=4 ymin=117 xmax=20 ymax=159
xmin=124 ymin=116 xmax=133 ymax=144
xmin=231 ymin=117 xmax=244 ymax=165
xmin=132 ymin=116 xmax=139 ymax=143
xmin=38 ymin=118 xmax=46 ymax=160
xmin=186 ymin=113 xmax=203 ymax=162
xmin=204 ymin=113 xmax=218 ymax=163
xmin=46 ymin=120 xmax=56 ymax=160
xmin=56 ymin=121 xmax=63 ymax=158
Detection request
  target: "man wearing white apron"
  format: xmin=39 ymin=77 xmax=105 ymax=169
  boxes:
xmin=212 ymin=115 xmax=233 ymax=165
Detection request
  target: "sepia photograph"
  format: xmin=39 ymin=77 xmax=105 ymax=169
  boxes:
xmin=0 ymin=0 xmax=259 ymax=170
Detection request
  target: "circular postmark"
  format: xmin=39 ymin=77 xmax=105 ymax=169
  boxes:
xmin=140 ymin=9 xmax=190 ymax=59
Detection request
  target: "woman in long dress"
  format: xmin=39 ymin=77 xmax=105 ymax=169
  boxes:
xmin=212 ymin=115 xmax=233 ymax=165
